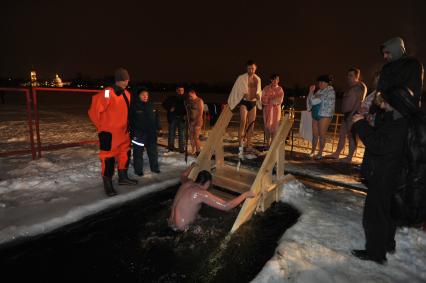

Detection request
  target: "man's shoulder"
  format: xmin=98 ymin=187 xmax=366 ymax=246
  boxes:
xmin=237 ymin=73 xmax=247 ymax=80
xmin=94 ymin=87 xmax=114 ymax=98
xmin=352 ymin=82 xmax=367 ymax=92
xmin=404 ymin=57 xmax=424 ymax=69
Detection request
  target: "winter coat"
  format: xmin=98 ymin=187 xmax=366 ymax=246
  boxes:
xmin=129 ymin=99 xmax=160 ymax=144
xmin=353 ymin=112 xmax=408 ymax=207
xmin=162 ymin=94 xmax=187 ymax=117
xmin=393 ymin=111 xmax=426 ymax=225
xmin=378 ymin=38 xmax=424 ymax=106
xmin=88 ymin=86 xmax=131 ymax=132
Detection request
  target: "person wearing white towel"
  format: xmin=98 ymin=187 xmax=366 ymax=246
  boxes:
xmin=227 ymin=60 xmax=262 ymax=156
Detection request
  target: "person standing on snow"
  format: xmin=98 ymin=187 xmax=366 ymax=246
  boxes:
xmin=377 ymin=37 xmax=424 ymax=107
xmin=88 ymin=68 xmax=138 ymax=197
xmin=129 ymin=88 xmax=161 ymax=176
xmin=162 ymin=85 xmax=187 ymax=154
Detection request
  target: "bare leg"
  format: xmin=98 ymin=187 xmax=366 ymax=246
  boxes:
xmin=327 ymin=122 xmax=347 ymax=159
xmin=318 ymin=117 xmax=332 ymax=157
xmin=264 ymin=128 xmax=271 ymax=147
xmin=311 ymin=120 xmax=319 ymax=156
xmin=239 ymin=106 xmax=248 ymax=147
xmin=245 ymin=107 xmax=257 ymax=148
xmin=189 ymin=126 xmax=196 ymax=154
xmin=343 ymin=130 xmax=357 ymax=162
xmin=193 ymin=126 xmax=202 ymax=153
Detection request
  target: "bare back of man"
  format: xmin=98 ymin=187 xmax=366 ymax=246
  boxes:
xmin=169 ymin=163 xmax=255 ymax=231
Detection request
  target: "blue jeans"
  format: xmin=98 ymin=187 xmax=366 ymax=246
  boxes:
xmin=168 ymin=116 xmax=186 ymax=151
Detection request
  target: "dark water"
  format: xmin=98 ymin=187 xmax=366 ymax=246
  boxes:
xmin=0 ymin=186 xmax=300 ymax=283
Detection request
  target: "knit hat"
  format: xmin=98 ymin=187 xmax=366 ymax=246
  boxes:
xmin=114 ymin=68 xmax=130 ymax=82
xmin=317 ymin=74 xmax=333 ymax=84
xmin=381 ymin=37 xmax=406 ymax=61
xmin=382 ymin=87 xmax=418 ymax=116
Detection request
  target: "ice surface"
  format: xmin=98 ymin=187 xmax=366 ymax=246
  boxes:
xmin=252 ymin=180 xmax=426 ymax=283
xmin=0 ymin=146 xmax=193 ymax=246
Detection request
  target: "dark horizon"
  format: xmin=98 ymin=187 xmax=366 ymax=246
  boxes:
xmin=2 ymin=0 xmax=425 ymax=90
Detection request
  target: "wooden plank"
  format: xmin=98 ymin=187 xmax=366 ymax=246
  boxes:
xmin=212 ymin=165 xmax=255 ymax=193
xmin=231 ymin=115 xmax=294 ymax=233
xmin=189 ymin=105 xmax=233 ymax=180
xmin=215 ymin=165 xmax=257 ymax=183
xmin=212 ymin=175 xmax=251 ymax=194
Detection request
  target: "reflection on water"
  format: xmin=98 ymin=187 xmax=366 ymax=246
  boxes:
xmin=0 ymin=186 xmax=299 ymax=283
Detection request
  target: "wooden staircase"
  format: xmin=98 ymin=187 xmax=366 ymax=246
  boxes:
xmin=189 ymin=105 xmax=295 ymax=233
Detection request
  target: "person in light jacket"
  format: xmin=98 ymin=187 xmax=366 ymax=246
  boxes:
xmin=306 ymin=74 xmax=336 ymax=159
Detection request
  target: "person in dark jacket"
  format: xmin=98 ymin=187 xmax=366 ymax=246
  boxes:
xmin=351 ymin=88 xmax=412 ymax=264
xmin=377 ymin=37 xmax=424 ymax=107
xmin=162 ymin=86 xmax=187 ymax=153
xmin=129 ymin=88 xmax=160 ymax=176
xmin=360 ymin=37 xmax=424 ymax=184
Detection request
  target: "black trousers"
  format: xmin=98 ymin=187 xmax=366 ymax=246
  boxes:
xmin=132 ymin=140 xmax=159 ymax=174
xmin=362 ymin=181 xmax=396 ymax=259
xmin=168 ymin=116 xmax=186 ymax=151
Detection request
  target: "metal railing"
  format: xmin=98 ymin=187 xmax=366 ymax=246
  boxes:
xmin=283 ymin=109 xmax=365 ymax=158
xmin=1 ymin=87 xmax=365 ymax=160
xmin=0 ymin=87 xmax=36 ymax=159
xmin=1 ymin=87 xmax=100 ymax=159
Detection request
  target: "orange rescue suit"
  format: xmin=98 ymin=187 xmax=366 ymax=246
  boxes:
xmin=88 ymin=87 xmax=131 ymax=176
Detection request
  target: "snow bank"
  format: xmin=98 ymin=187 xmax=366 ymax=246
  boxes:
xmin=0 ymin=146 xmax=193 ymax=247
xmin=252 ymin=180 xmax=426 ymax=283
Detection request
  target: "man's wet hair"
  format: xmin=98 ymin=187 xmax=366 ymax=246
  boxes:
xmin=188 ymin=88 xmax=197 ymax=94
xmin=348 ymin=67 xmax=361 ymax=78
xmin=195 ymin=170 xmax=212 ymax=185
xmin=246 ymin=59 xmax=256 ymax=66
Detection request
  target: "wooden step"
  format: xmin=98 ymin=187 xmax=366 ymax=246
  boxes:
xmin=212 ymin=165 xmax=256 ymax=194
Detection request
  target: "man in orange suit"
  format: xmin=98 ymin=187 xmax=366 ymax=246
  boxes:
xmin=88 ymin=68 xmax=138 ymax=196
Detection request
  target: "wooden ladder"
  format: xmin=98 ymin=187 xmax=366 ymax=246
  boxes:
xmin=189 ymin=105 xmax=295 ymax=233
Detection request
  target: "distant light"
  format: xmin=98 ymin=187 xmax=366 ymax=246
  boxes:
xmin=100 ymin=85 xmax=104 ymax=88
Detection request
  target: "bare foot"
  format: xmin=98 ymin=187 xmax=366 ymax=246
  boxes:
xmin=314 ymin=154 xmax=323 ymax=160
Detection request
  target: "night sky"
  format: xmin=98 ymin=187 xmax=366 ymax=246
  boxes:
xmin=1 ymin=0 xmax=425 ymax=88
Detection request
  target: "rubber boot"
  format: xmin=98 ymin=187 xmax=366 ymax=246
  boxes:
xmin=118 ymin=169 xmax=138 ymax=185
xmin=103 ymin=176 xmax=117 ymax=197
xmin=103 ymin=157 xmax=117 ymax=196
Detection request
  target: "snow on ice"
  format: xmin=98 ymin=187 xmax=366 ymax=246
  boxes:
xmin=252 ymin=180 xmax=426 ymax=283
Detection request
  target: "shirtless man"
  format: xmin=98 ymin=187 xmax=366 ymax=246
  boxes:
xmin=227 ymin=60 xmax=262 ymax=157
xmin=326 ymin=68 xmax=367 ymax=162
xmin=169 ymin=163 xmax=255 ymax=231
xmin=187 ymin=89 xmax=204 ymax=155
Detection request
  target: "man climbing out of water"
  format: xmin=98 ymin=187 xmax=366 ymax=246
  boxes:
xmin=88 ymin=68 xmax=138 ymax=197
xmin=169 ymin=163 xmax=255 ymax=231
xmin=227 ymin=60 xmax=262 ymax=158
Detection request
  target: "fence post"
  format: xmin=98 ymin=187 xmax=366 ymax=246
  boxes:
xmin=331 ymin=115 xmax=339 ymax=152
xmin=24 ymin=88 xmax=36 ymax=160
xmin=32 ymin=88 xmax=42 ymax=158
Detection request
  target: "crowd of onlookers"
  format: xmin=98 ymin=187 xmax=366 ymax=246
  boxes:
xmin=88 ymin=36 xmax=425 ymax=265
